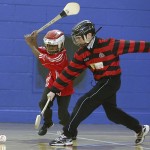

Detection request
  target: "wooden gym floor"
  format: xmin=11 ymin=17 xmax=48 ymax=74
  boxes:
xmin=0 ymin=123 xmax=149 ymax=150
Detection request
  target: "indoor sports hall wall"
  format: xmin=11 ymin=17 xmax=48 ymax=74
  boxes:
xmin=0 ymin=0 xmax=150 ymax=124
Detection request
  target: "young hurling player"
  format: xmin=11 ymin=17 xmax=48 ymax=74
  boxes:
xmin=24 ymin=30 xmax=74 ymax=136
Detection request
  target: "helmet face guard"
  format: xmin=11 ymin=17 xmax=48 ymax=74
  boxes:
xmin=71 ymin=20 xmax=95 ymax=47
xmin=43 ymin=30 xmax=65 ymax=54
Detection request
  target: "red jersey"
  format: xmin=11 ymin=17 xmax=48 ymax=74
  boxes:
xmin=38 ymin=46 xmax=74 ymax=96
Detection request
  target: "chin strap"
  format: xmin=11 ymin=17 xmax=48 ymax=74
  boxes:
xmin=91 ymin=26 xmax=102 ymax=41
xmin=95 ymin=26 xmax=102 ymax=35
xmin=84 ymin=27 xmax=103 ymax=43
xmin=86 ymin=26 xmax=102 ymax=48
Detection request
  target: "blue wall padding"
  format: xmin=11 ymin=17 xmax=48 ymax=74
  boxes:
xmin=0 ymin=0 xmax=150 ymax=124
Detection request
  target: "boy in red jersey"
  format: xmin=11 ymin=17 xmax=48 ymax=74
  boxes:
xmin=24 ymin=30 xmax=74 ymax=136
xmin=47 ymin=20 xmax=150 ymax=146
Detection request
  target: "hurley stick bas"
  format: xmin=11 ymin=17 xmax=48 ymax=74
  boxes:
xmin=34 ymin=98 xmax=51 ymax=129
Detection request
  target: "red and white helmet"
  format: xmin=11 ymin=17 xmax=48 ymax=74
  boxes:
xmin=43 ymin=30 xmax=65 ymax=54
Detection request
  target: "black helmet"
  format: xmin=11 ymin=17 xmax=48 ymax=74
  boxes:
xmin=72 ymin=20 xmax=95 ymax=36
xmin=71 ymin=20 xmax=95 ymax=46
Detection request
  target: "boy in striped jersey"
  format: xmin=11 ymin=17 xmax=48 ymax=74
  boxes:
xmin=24 ymin=30 xmax=74 ymax=136
xmin=47 ymin=20 xmax=150 ymax=146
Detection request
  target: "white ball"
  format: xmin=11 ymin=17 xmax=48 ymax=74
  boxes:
xmin=0 ymin=135 xmax=6 ymax=142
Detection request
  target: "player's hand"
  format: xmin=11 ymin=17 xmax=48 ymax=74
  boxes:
xmin=24 ymin=30 xmax=38 ymax=46
xmin=47 ymin=91 xmax=55 ymax=101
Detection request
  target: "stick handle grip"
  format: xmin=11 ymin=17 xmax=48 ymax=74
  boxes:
xmin=37 ymin=14 xmax=62 ymax=34
xmin=36 ymin=10 xmax=67 ymax=34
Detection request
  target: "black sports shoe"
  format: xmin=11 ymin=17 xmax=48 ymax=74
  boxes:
xmin=56 ymin=131 xmax=76 ymax=141
xmin=38 ymin=123 xmax=54 ymax=136
xmin=49 ymin=134 xmax=73 ymax=146
xmin=135 ymin=125 xmax=150 ymax=145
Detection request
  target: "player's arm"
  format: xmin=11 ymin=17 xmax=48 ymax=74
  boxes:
xmin=47 ymin=53 xmax=86 ymax=101
xmin=24 ymin=31 xmax=40 ymax=58
xmin=111 ymin=39 xmax=150 ymax=55
xmin=50 ymin=52 xmax=86 ymax=93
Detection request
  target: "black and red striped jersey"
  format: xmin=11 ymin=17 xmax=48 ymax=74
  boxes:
xmin=50 ymin=37 xmax=150 ymax=93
